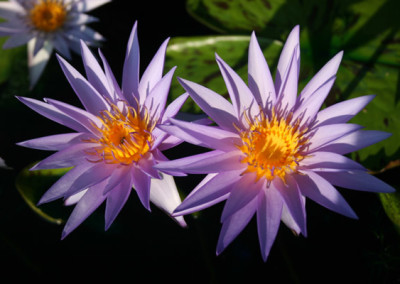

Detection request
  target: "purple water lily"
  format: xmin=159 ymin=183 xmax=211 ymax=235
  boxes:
xmin=0 ymin=0 xmax=110 ymax=88
xmin=17 ymin=22 xmax=188 ymax=238
xmin=155 ymin=26 xmax=395 ymax=261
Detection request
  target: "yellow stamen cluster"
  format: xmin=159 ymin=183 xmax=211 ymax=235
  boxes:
xmin=84 ymin=103 xmax=155 ymax=165
xmin=30 ymin=0 xmax=67 ymax=32
xmin=238 ymin=109 xmax=308 ymax=184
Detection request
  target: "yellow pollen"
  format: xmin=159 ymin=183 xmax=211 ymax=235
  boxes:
xmin=30 ymin=0 xmax=67 ymax=32
xmin=84 ymin=103 xmax=155 ymax=165
xmin=238 ymin=110 xmax=308 ymax=184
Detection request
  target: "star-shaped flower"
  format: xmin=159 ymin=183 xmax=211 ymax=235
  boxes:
xmin=0 ymin=0 xmax=110 ymax=88
xmin=156 ymin=26 xmax=395 ymax=261
xmin=18 ymin=22 xmax=188 ymax=238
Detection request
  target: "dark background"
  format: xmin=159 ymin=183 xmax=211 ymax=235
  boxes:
xmin=0 ymin=0 xmax=399 ymax=283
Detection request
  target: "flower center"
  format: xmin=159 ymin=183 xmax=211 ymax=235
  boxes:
xmin=29 ymin=0 xmax=67 ymax=32
xmin=85 ymin=103 xmax=155 ymax=165
xmin=238 ymin=110 xmax=308 ymax=183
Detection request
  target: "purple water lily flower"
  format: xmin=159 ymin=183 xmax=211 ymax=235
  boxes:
xmin=17 ymin=22 xmax=188 ymax=238
xmin=155 ymin=26 xmax=395 ymax=261
xmin=0 ymin=0 xmax=110 ymax=88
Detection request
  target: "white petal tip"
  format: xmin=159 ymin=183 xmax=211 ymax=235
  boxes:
xmin=175 ymin=217 xmax=188 ymax=228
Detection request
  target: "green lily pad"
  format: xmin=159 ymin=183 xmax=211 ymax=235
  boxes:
xmin=337 ymin=59 xmax=400 ymax=171
xmin=333 ymin=0 xmax=400 ymax=67
xmin=379 ymin=188 xmax=400 ymax=235
xmin=0 ymin=37 xmax=26 ymax=85
xmin=15 ymin=163 xmax=72 ymax=225
xmin=186 ymin=0 xmax=287 ymax=35
xmin=186 ymin=0 xmax=400 ymax=68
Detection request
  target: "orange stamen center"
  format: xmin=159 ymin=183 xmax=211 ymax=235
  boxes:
xmin=30 ymin=0 xmax=67 ymax=32
xmin=238 ymin=109 xmax=308 ymax=183
xmin=84 ymin=102 xmax=154 ymax=165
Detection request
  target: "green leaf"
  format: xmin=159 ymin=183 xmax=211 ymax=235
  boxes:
xmin=186 ymin=0 xmax=287 ymax=35
xmin=15 ymin=163 xmax=72 ymax=225
xmin=186 ymin=0 xmax=400 ymax=67
xmin=379 ymin=188 xmax=400 ymax=235
xmin=337 ymin=59 xmax=400 ymax=171
xmin=333 ymin=0 xmax=400 ymax=67
xmin=0 ymin=37 xmax=26 ymax=85
xmin=166 ymin=35 xmax=283 ymax=113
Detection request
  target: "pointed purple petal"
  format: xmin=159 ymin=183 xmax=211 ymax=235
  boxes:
xmin=0 ymin=1 xmax=25 ymax=18
xmin=276 ymin=45 xmax=299 ymax=111
xmin=300 ymin=151 xmax=365 ymax=171
xmin=156 ymin=124 xmax=206 ymax=149
xmin=138 ymin=153 xmax=161 ymax=179
xmin=157 ymin=134 xmax=183 ymax=151
xmin=53 ymin=34 xmax=71 ymax=59
xmin=103 ymin=165 xmax=132 ymax=195
xmin=131 ymin=166 xmax=151 ymax=211
xmin=98 ymin=49 xmax=123 ymax=102
xmin=80 ymin=40 xmax=113 ymax=101
xmin=317 ymin=170 xmax=395 ymax=193
xmin=0 ymin=24 xmax=25 ymax=36
xmin=56 ymin=54 xmax=110 ymax=114
xmin=144 ymin=66 xmax=176 ymax=119
xmin=61 ymin=179 xmax=108 ymax=239
xmin=157 ymin=115 xmax=211 ymax=151
xmin=157 ymin=150 xmax=243 ymax=174
xmin=105 ymin=173 xmax=133 ymax=230
xmin=3 ymin=33 xmax=34 ymax=49
xmin=293 ymin=76 xmax=336 ymax=125
xmin=274 ymin=176 xmax=307 ymax=236
xmin=152 ymin=149 xmax=188 ymax=177
xmin=275 ymin=25 xmax=300 ymax=93
xmin=31 ymin=143 xmax=95 ymax=170
xmin=139 ymin=38 xmax=169 ymax=98
xmin=32 ymin=37 xmax=45 ymax=57
xmin=248 ymin=32 xmax=276 ymax=107
xmin=315 ymin=95 xmax=375 ymax=127
xmin=300 ymin=51 xmax=343 ymax=101
xmin=308 ymin=123 xmax=363 ymax=152
xmin=297 ymin=171 xmax=358 ymax=218
xmin=122 ymin=22 xmax=140 ymax=106
xmin=38 ymin=162 xmax=93 ymax=205
xmin=257 ymin=186 xmax=283 ymax=262
xmin=161 ymin=93 xmax=189 ymax=123
xmin=155 ymin=150 xmax=222 ymax=173
xmin=17 ymin=133 xmax=92 ymax=151
xmin=151 ymin=127 xmax=169 ymax=151
xmin=216 ymin=196 xmax=257 ymax=255
xmin=178 ymin=78 xmax=238 ymax=131
xmin=165 ymin=118 xmax=240 ymax=151
xmin=281 ymin=203 xmax=301 ymax=235
xmin=173 ymin=170 xmax=243 ymax=216
xmin=17 ymin=96 xmax=88 ymax=133
xmin=221 ymin=173 xmax=263 ymax=222
xmin=45 ymin=98 xmax=101 ymax=135
xmin=162 ymin=151 xmax=242 ymax=174
xmin=64 ymin=162 xmax=117 ymax=197
xmin=316 ymin=130 xmax=391 ymax=155
xmin=150 ymin=173 xmax=187 ymax=227
xmin=215 ymin=54 xmax=258 ymax=121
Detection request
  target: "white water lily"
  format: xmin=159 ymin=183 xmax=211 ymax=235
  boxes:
xmin=0 ymin=0 xmax=110 ymax=88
